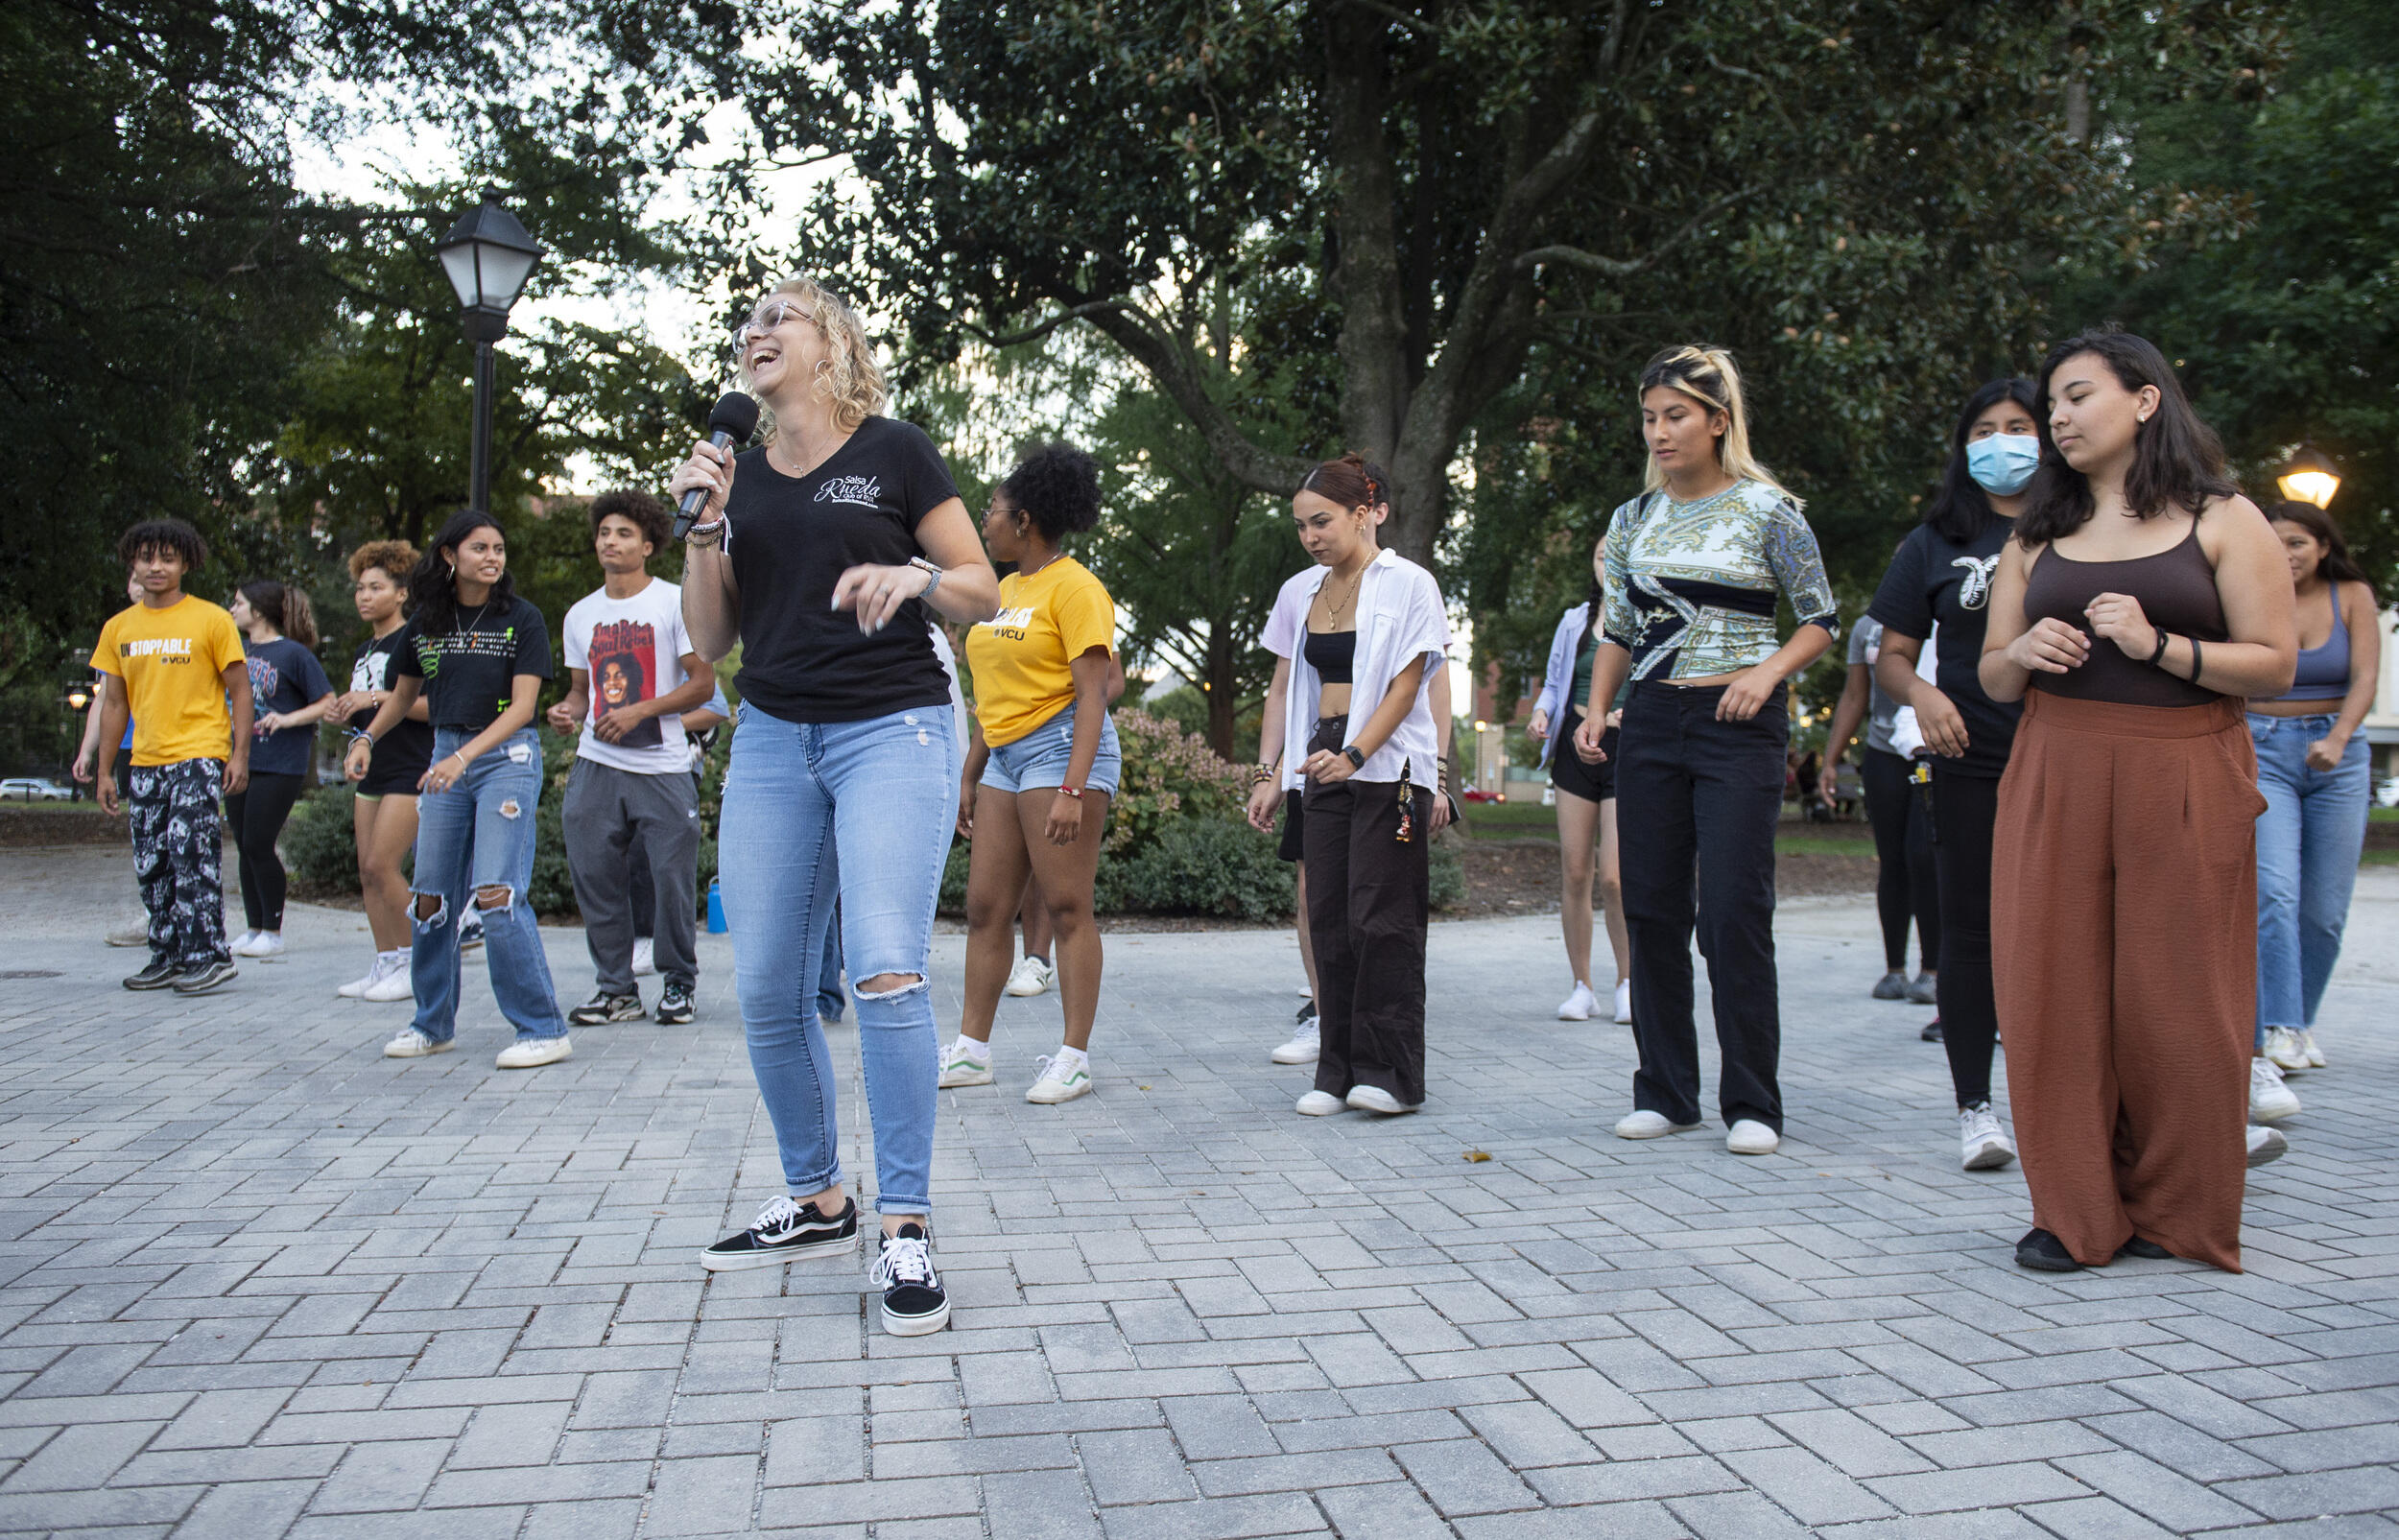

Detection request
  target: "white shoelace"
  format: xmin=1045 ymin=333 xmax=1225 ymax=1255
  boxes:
xmin=1033 ymin=1054 xmax=1081 ymax=1085
xmin=1960 ymin=1104 xmax=2005 ymax=1145
xmin=749 ymin=1195 xmax=804 ymax=1238
xmin=2251 ymin=1058 xmax=2285 ymax=1088
xmin=873 ymin=1232 xmax=935 ymax=1289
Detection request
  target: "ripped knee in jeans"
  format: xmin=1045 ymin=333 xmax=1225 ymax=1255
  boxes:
xmin=855 ymin=972 xmax=926 ymax=1000
xmin=474 ymin=885 xmax=513 ymax=912
xmin=412 ymin=892 xmax=447 ymax=928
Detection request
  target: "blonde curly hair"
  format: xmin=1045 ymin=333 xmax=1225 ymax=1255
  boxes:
xmin=737 ymin=275 xmax=890 ymax=437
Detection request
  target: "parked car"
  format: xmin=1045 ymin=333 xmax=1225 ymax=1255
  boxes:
xmin=0 ymin=778 xmax=73 ymax=801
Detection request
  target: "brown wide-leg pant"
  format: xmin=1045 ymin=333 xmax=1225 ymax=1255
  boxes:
xmin=1991 ymin=691 xmax=2264 ymax=1272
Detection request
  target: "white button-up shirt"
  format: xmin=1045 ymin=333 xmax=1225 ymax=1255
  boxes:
xmin=1261 ymin=549 xmax=1449 ymax=791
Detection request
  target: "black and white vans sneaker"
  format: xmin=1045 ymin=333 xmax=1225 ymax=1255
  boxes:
xmin=654 ymin=982 xmax=696 ymax=1025
xmin=699 ymin=1196 xmax=858 ymax=1271
xmin=569 ymin=990 xmax=645 ymax=1026
xmin=171 ymin=960 xmax=238 ymax=994
xmin=123 ymin=960 xmax=180 ymax=991
xmin=872 ymin=1222 xmax=949 ymax=1337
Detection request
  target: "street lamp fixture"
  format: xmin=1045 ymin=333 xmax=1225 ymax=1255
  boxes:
xmin=2274 ymin=444 xmax=2341 ymax=510
xmin=434 ymin=190 xmax=543 ymax=514
xmin=64 ymin=684 xmax=91 ymax=713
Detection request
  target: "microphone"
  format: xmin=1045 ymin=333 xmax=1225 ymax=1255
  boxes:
xmin=674 ymin=391 xmax=762 ymax=540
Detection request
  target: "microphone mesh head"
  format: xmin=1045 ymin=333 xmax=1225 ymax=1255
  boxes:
xmin=709 ymin=392 xmax=761 ymax=442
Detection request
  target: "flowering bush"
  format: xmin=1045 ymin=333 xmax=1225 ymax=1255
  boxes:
xmin=1103 ymin=707 xmax=1249 ymax=857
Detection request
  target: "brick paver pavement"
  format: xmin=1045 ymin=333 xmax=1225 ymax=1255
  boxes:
xmin=1 ymin=841 xmax=2394 ymax=1538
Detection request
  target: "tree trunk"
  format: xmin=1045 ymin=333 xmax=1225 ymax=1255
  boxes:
xmin=1205 ymin=624 xmax=1239 ymax=760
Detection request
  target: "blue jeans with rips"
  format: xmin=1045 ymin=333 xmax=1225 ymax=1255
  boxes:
xmin=2250 ymin=712 xmax=2370 ymax=1047
xmin=408 ymin=727 xmax=568 ymax=1042
xmin=718 ymin=702 xmax=958 ymax=1217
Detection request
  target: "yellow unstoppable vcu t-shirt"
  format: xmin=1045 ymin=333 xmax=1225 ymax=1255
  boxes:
xmin=90 ymin=596 xmax=247 ymax=765
xmin=964 ymin=557 xmax=1116 ymax=746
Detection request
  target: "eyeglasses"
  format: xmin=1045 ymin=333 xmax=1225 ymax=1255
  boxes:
xmin=732 ymin=296 xmax=819 ymax=353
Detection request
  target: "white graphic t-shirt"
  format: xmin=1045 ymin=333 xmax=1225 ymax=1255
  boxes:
xmin=563 ymin=578 xmax=696 ymax=775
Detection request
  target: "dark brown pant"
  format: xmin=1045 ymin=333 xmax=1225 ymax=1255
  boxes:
xmin=1302 ymin=762 xmax=1430 ymax=1109
xmin=1992 ymin=691 xmax=2264 ymax=1271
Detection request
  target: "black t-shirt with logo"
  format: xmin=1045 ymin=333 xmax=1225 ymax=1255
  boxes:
xmin=392 ymin=595 xmax=553 ymax=732
xmin=1866 ymin=517 xmax=2020 ymax=779
xmin=351 ymin=629 xmax=436 ymax=774
xmin=724 ymin=416 xmax=961 ymax=723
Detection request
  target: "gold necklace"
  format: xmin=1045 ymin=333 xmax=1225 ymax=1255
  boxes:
xmin=1318 ymin=565 xmax=1365 ymax=628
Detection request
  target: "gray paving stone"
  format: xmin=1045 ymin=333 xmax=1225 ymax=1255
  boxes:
xmin=0 ymin=854 xmax=2391 ymax=1538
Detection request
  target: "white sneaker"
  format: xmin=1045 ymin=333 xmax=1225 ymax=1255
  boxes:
xmin=2263 ymin=1028 xmax=2310 ymax=1073
xmin=1003 ymin=956 xmax=1056 ymax=997
xmin=1613 ymin=980 xmax=1633 ymax=1025
xmin=1344 ymin=1084 xmax=1417 ymax=1116
xmin=1726 ymin=1119 xmax=1780 ymax=1156
xmin=227 ymin=930 xmax=259 ymax=956
xmin=362 ymin=954 xmax=415 ymax=1003
xmin=938 ymin=1039 xmax=994 ymax=1088
xmin=2249 ymin=1056 xmax=2300 ymax=1123
xmin=494 ymin=1035 xmax=573 ymax=1070
xmin=337 ymin=962 xmax=378 ymax=999
xmin=2246 ymin=1124 xmax=2290 ymax=1168
xmin=2296 ymin=1029 xmax=2325 ymax=1068
xmin=1271 ymin=1015 xmax=1320 ymax=1065
xmin=236 ymin=931 xmax=284 ymax=960
xmin=1026 ymin=1054 xmax=1093 ymax=1104
xmin=1959 ymin=1102 xmax=2017 ymax=1171
xmin=630 ymin=937 xmax=655 ymax=978
xmin=1615 ymin=1110 xmax=1698 ymax=1140
xmin=1295 ymin=1090 xmax=1346 ymax=1116
xmin=382 ymin=1027 xmax=452 ymax=1058
xmin=1556 ymin=983 xmax=1597 ymax=1021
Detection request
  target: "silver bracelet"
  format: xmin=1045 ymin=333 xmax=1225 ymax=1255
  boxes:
xmin=909 ymin=557 xmax=944 ymax=595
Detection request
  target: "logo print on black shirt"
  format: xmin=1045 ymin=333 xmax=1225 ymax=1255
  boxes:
xmin=816 ymin=475 xmax=883 ymax=509
xmin=1952 ymin=555 xmax=2000 ymax=610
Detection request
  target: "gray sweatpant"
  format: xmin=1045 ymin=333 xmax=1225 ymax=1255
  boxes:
xmin=562 ymin=757 xmax=701 ymax=991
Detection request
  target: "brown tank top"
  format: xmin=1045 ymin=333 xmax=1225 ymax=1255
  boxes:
xmin=2020 ymin=518 xmax=2228 ymax=707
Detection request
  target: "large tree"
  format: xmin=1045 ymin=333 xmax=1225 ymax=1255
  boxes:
xmin=675 ymin=0 xmax=2278 ymax=569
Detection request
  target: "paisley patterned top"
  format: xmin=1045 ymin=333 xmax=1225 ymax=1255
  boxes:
xmin=1600 ymin=479 xmax=1838 ymax=680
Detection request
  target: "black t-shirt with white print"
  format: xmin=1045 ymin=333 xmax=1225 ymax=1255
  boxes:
xmin=725 ymin=416 xmax=961 ymax=723
xmin=1865 ymin=517 xmax=2020 ymax=779
xmin=392 ymin=595 xmax=553 ymax=732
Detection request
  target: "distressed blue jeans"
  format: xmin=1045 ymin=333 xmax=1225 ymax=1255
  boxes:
xmin=408 ymin=728 xmax=568 ymax=1042
xmin=2250 ymin=713 xmax=2370 ymax=1047
xmin=718 ymin=703 xmax=957 ymax=1216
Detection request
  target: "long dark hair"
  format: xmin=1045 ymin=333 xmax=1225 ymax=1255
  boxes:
xmin=1925 ymin=378 xmax=2038 ymax=545
xmin=2018 ymin=326 xmax=2238 ymax=545
xmin=408 ymin=510 xmax=516 ymax=634
xmin=236 ymin=580 xmax=320 ymax=648
xmin=2268 ymin=501 xmax=2379 ymax=601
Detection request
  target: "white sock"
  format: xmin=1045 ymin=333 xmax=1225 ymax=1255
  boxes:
xmin=955 ymin=1036 xmax=991 ymax=1063
xmin=1055 ymin=1044 xmax=1088 ymax=1069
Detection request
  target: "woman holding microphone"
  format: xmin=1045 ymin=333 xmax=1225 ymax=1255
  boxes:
xmin=671 ymin=277 xmax=998 ymax=1337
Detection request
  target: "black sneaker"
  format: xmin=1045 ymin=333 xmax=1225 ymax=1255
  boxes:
xmin=873 ymin=1222 xmax=950 ymax=1337
xmin=123 ymin=959 xmax=180 ymax=991
xmin=459 ymin=913 xmax=485 ymax=951
xmin=1920 ymin=1018 xmax=1944 ymax=1043
xmin=568 ymin=990 xmax=645 ymax=1025
xmin=2014 ymin=1227 xmax=2082 ymax=1272
xmin=699 ymin=1196 xmax=858 ymax=1271
xmin=2117 ymin=1237 xmax=2174 ymax=1261
xmin=654 ymin=982 xmax=696 ymax=1025
xmin=171 ymin=960 xmax=238 ymax=994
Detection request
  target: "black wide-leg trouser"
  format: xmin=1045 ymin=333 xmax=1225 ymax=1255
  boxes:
xmin=1617 ymin=679 xmax=1790 ymax=1132
xmin=1301 ymin=721 xmax=1430 ymax=1108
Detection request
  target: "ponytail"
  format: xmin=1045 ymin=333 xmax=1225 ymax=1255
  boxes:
xmin=236 ymin=580 xmax=320 ymax=648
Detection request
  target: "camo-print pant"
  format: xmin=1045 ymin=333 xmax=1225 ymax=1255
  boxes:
xmin=127 ymin=758 xmax=229 ymax=969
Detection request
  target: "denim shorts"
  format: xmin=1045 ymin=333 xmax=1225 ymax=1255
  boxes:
xmin=980 ymin=702 xmax=1122 ymax=797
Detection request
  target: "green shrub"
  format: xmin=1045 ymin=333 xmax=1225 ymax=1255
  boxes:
xmin=1429 ymin=834 xmax=1465 ymax=913
xmin=283 ymin=784 xmax=361 ymax=894
xmin=1142 ymin=684 xmax=1212 ymax=742
xmin=1101 ymin=817 xmax=1293 ymax=919
xmin=1104 ymin=708 xmax=1248 ymax=857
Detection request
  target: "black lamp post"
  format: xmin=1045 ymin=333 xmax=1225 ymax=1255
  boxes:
xmin=434 ymin=191 xmax=543 ymax=514
xmin=2274 ymin=444 xmax=2342 ymax=510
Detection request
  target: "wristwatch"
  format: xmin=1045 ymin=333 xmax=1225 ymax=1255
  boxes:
xmin=1342 ymin=745 xmax=1366 ymax=770
xmin=909 ymin=557 xmax=945 ymax=595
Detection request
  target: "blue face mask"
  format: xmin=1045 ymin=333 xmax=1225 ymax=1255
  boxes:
xmin=1965 ymin=433 xmax=2040 ymax=496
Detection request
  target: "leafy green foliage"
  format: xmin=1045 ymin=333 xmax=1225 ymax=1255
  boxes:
xmin=1096 ymin=818 xmax=1294 ymax=921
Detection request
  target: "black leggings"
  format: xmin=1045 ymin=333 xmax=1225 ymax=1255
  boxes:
xmin=1932 ymin=771 xmax=2001 ymax=1108
xmin=1861 ymin=748 xmax=1939 ymax=974
xmin=225 ymin=770 xmax=305 ymax=933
